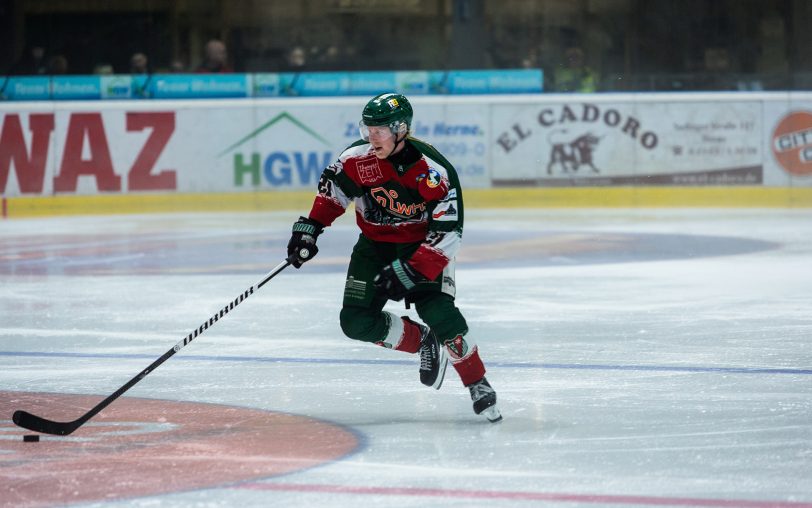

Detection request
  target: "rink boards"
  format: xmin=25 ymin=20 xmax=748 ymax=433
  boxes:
xmin=2 ymin=93 xmax=812 ymax=216
xmin=3 ymin=186 xmax=812 ymax=218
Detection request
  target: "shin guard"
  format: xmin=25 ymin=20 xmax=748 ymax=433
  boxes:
xmin=445 ymin=334 xmax=486 ymax=386
xmin=375 ymin=311 xmax=421 ymax=353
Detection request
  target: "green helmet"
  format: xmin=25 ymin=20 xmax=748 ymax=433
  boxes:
xmin=361 ymin=93 xmax=413 ymax=135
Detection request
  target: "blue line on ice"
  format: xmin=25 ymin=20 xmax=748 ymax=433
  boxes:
xmin=1 ymin=351 xmax=810 ymax=375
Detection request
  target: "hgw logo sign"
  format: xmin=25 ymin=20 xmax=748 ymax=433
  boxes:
xmin=219 ymin=112 xmax=332 ymax=188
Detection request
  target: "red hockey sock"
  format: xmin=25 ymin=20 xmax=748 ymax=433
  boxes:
xmin=447 ymin=335 xmax=486 ymax=385
xmin=394 ymin=317 xmax=422 ymax=354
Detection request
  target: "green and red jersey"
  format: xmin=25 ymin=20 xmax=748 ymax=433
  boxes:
xmin=307 ymin=137 xmax=464 ymax=281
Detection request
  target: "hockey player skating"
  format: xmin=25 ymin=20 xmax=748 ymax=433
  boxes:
xmin=286 ymin=92 xmax=501 ymax=422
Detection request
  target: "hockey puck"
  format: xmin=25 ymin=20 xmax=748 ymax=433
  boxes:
xmin=23 ymin=434 xmax=40 ymax=442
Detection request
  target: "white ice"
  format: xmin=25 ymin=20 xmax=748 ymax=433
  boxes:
xmin=1 ymin=208 xmax=811 ymax=507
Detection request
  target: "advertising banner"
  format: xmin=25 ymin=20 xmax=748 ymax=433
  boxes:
xmin=214 ymin=99 xmax=491 ymax=191
xmin=2 ymin=93 xmax=811 ymax=201
xmin=0 ymin=70 xmax=543 ymax=101
xmin=0 ymin=97 xmax=492 ymax=197
xmin=761 ymin=98 xmax=812 ymax=186
xmin=491 ymin=98 xmax=764 ymax=186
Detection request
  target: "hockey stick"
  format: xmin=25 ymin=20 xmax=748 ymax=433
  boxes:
xmin=13 ymin=259 xmax=292 ymax=436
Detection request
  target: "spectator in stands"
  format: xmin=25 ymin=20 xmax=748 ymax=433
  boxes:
xmin=169 ymin=59 xmax=186 ymax=73
xmin=314 ymin=44 xmax=342 ymax=71
xmin=9 ymin=44 xmax=48 ymax=75
xmin=47 ymin=55 xmax=69 ymax=75
xmin=279 ymin=46 xmax=308 ymax=96
xmin=520 ymin=47 xmax=541 ymax=70
xmin=130 ymin=52 xmax=150 ymax=74
xmin=93 ymin=63 xmax=114 ymax=75
xmin=553 ymin=46 xmax=598 ymax=93
xmin=282 ymin=45 xmax=307 ymax=72
xmin=129 ymin=52 xmax=153 ymax=98
xmin=195 ymin=39 xmax=233 ymax=73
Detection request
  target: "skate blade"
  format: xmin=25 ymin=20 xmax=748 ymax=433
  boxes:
xmin=482 ymin=405 xmax=503 ymax=423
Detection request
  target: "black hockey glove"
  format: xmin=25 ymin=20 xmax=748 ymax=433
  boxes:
xmin=287 ymin=216 xmax=324 ymax=268
xmin=373 ymin=259 xmax=426 ymax=301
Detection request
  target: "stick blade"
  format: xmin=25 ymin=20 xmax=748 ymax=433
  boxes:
xmin=13 ymin=410 xmax=78 ymax=436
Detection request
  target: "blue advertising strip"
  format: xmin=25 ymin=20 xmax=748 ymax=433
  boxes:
xmin=348 ymin=72 xmax=399 ymax=95
xmin=149 ymin=74 xmax=250 ymax=99
xmin=0 ymin=69 xmax=542 ymax=101
xmin=251 ymin=73 xmax=281 ymax=97
xmin=430 ymin=69 xmax=544 ymax=94
xmin=0 ymin=76 xmax=51 ymax=100
xmin=395 ymin=71 xmax=430 ymax=95
xmin=488 ymin=68 xmax=544 ymax=93
xmin=50 ymin=76 xmax=103 ymax=100
xmin=101 ymin=75 xmax=134 ymax=99
xmin=279 ymin=71 xmax=346 ymax=96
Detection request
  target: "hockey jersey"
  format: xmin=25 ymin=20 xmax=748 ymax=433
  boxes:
xmin=307 ymin=137 xmax=464 ymax=281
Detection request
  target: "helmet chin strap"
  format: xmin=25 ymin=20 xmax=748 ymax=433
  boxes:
xmin=385 ymin=126 xmax=407 ymax=158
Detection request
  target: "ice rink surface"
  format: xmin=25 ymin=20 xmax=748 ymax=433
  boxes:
xmin=1 ymin=208 xmax=811 ymax=508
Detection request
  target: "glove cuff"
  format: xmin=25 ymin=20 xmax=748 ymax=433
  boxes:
xmin=292 ymin=216 xmax=324 ymax=237
xmin=391 ymin=259 xmax=417 ymax=290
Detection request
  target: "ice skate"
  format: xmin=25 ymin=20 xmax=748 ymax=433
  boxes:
xmin=467 ymin=377 xmax=502 ymax=423
xmin=418 ymin=325 xmax=447 ymax=390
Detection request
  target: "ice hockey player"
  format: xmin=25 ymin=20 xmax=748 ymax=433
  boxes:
xmin=286 ymin=92 xmax=501 ymax=422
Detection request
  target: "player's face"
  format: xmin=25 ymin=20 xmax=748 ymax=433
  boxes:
xmin=365 ymin=126 xmax=395 ymax=159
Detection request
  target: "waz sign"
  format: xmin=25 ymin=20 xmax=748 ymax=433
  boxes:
xmin=1 ymin=112 xmax=176 ymax=195
xmin=220 ymin=112 xmax=333 ymax=188
xmin=496 ymin=103 xmax=659 ymax=177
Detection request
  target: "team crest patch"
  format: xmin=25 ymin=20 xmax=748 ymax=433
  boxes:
xmin=425 ymin=168 xmax=442 ymax=188
xmin=356 ymin=158 xmax=384 ymax=184
xmin=387 ymin=98 xmax=399 ymax=109
xmin=447 ymin=334 xmax=468 ymax=359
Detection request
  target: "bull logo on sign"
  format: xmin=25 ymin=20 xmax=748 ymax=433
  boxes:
xmin=546 ymin=130 xmax=602 ymax=175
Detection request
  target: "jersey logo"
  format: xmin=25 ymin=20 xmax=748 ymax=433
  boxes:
xmin=370 ymin=187 xmax=427 ymax=218
xmin=356 ymin=157 xmax=383 ymax=185
xmin=432 ymin=200 xmax=458 ymax=221
xmin=425 ymin=168 xmax=442 ymax=188
xmin=417 ymin=167 xmax=443 ymax=188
